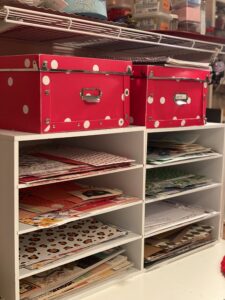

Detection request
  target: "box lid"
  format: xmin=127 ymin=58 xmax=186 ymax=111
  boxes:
xmin=0 ymin=54 xmax=132 ymax=75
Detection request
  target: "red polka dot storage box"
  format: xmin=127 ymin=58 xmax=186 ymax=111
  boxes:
xmin=0 ymin=54 xmax=131 ymax=133
xmin=130 ymin=65 xmax=210 ymax=128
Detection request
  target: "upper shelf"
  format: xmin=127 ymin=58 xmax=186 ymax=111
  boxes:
xmin=0 ymin=5 xmax=225 ymax=60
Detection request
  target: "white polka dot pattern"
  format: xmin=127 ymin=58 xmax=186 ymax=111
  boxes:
xmin=181 ymin=120 xmax=186 ymax=126
xmin=173 ymin=116 xmax=178 ymax=120
xmin=44 ymin=125 xmax=51 ymax=132
xmin=154 ymin=121 xmax=160 ymax=128
xmin=105 ymin=116 xmax=111 ymax=120
xmin=42 ymin=76 xmax=50 ymax=86
xmin=160 ymin=97 xmax=166 ymax=104
xmin=187 ymin=97 xmax=191 ymax=104
xmin=23 ymin=105 xmax=29 ymax=114
xmin=64 ymin=118 xmax=72 ymax=123
xmin=148 ymin=96 xmax=154 ymax=104
xmin=93 ymin=65 xmax=99 ymax=72
xmin=84 ymin=120 xmax=90 ymax=129
xmin=24 ymin=58 xmax=31 ymax=68
xmin=51 ymin=60 xmax=59 ymax=70
xmin=121 ymin=94 xmax=125 ymax=101
xmin=118 ymin=119 xmax=124 ymax=127
xmin=8 ymin=77 xmax=13 ymax=87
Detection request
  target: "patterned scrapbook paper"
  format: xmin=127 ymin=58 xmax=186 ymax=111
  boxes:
xmin=34 ymin=145 xmax=135 ymax=167
xmin=20 ymin=210 xmax=80 ymax=228
xmin=20 ymin=194 xmax=76 ymax=214
xmin=20 ymin=195 xmax=140 ymax=229
xmin=145 ymin=168 xmax=212 ymax=199
xmin=20 ymin=146 xmax=135 ymax=185
xmin=20 ymin=247 xmax=125 ymax=299
xmin=20 ymin=280 xmax=39 ymax=300
xmin=19 ymin=154 xmax=78 ymax=177
xmin=69 ymin=187 xmax=122 ymax=201
xmin=144 ymin=224 xmax=214 ymax=265
xmin=20 ymin=209 xmax=39 ymax=219
xmin=30 ymin=256 xmax=132 ymax=300
xmin=145 ymin=201 xmax=213 ymax=234
xmin=19 ymin=218 xmax=128 ymax=270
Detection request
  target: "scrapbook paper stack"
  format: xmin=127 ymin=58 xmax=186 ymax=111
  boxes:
xmin=147 ymin=132 xmax=217 ymax=165
xmin=19 ymin=182 xmax=140 ymax=228
xmin=19 ymin=218 xmax=129 ymax=271
xmin=144 ymin=224 xmax=214 ymax=267
xmin=145 ymin=201 xmax=216 ymax=235
xmin=20 ymin=247 xmax=133 ymax=300
xmin=146 ymin=168 xmax=212 ymax=199
xmin=20 ymin=145 xmax=135 ymax=186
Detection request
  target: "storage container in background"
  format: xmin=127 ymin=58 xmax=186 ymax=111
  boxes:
xmin=107 ymin=0 xmax=132 ymax=8
xmin=171 ymin=0 xmax=201 ymax=8
xmin=134 ymin=0 xmax=171 ymax=14
xmin=136 ymin=12 xmax=173 ymax=30
xmin=130 ymin=65 xmax=210 ymax=128
xmin=178 ymin=20 xmax=200 ymax=32
xmin=43 ymin=0 xmax=107 ymax=19
xmin=174 ymin=5 xmax=200 ymax=22
xmin=171 ymin=0 xmax=205 ymax=33
xmin=0 ymin=54 xmax=131 ymax=133
xmin=107 ymin=0 xmax=133 ymax=22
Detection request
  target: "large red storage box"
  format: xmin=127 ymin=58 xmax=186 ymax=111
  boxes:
xmin=130 ymin=65 xmax=210 ymax=128
xmin=0 ymin=54 xmax=132 ymax=133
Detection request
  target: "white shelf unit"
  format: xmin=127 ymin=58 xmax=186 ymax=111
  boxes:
xmin=0 ymin=4 xmax=224 ymax=299
xmin=0 ymin=126 xmax=146 ymax=300
xmin=0 ymin=123 xmax=224 ymax=300
xmin=144 ymin=123 xmax=225 ymax=270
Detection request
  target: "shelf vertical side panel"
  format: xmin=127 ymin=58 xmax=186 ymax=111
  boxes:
xmin=0 ymin=137 xmax=19 ymax=300
xmin=221 ymin=126 xmax=225 ymax=229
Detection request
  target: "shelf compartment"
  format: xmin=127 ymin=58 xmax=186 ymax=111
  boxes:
xmin=144 ymin=215 xmax=220 ymax=270
xmin=144 ymin=211 xmax=220 ymax=238
xmin=19 ymin=200 xmax=143 ymax=235
xmin=18 ymin=127 xmax=145 ymax=188
xmin=47 ymin=267 xmax=139 ymax=300
xmin=146 ymin=154 xmax=223 ymax=169
xmin=19 ymin=167 xmax=145 ymax=234
xmin=145 ymin=182 xmax=222 ymax=204
xmin=19 ymin=239 xmax=143 ymax=300
xmin=19 ymin=232 xmax=141 ymax=280
xmin=145 ymin=240 xmax=218 ymax=272
xmin=0 ymin=6 xmax=224 ymax=59
xmin=146 ymin=123 xmax=225 ymax=134
xmin=18 ymin=163 xmax=143 ymax=189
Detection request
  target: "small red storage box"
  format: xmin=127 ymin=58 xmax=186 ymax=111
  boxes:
xmin=0 ymin=54 xmax=132 ymax=133
xmin=130 ymin=65 xmax=210 ymax=128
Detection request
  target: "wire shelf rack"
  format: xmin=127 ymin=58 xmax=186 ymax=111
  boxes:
xmin=0 ymin=5 xmax=224 ymax=59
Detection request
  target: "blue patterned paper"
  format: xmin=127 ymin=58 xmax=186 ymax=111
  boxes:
xmin=64 ymin=0 xmax=107 ymax=19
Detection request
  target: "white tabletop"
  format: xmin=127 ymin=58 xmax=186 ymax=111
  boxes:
xmin=85 ymin=241 xmax=225 ymax=300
